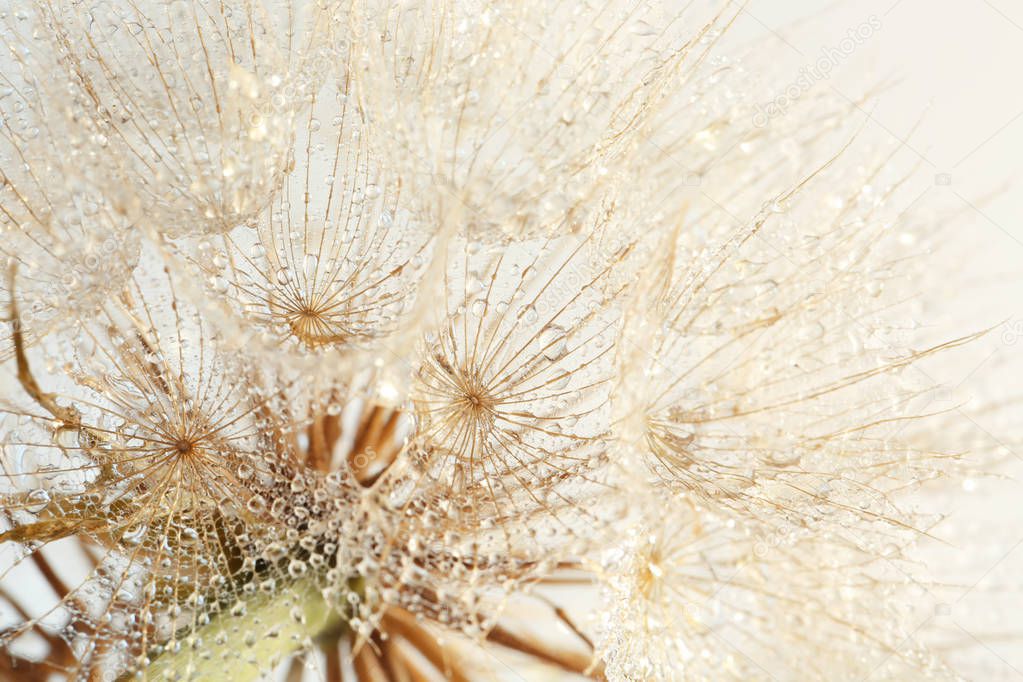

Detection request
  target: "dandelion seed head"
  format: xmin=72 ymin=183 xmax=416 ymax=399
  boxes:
xmin=12 ymin=2 xmax=341 ymax=239
xmin=0 ymin=1 xmax=996 ymax=680
xmin=598 ymin=500 xmax=949 ymax=681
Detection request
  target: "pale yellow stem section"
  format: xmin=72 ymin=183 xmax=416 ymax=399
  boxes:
xmin=139 ymin=578 xmax=342 ymax=681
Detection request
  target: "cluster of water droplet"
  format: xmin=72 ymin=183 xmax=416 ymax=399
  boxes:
xmin=176 ymin=85 xmax=432 ymax=365
xmin=0 ymin=1 xmax=982 ymax=680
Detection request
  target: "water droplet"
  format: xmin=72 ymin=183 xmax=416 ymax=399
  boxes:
xmin=246 ymin=494 xmax=267 ymax=514
xmin=122 ymin=524 xmax=148 ymax=546
xmin=539 ymin=325 xmax=567 ymax=360
xmin=303 ymin=254 xmax=319 ymax=278
xmin=630 ymin=20 xmax=657 ymax=36
xmin=25 ymin=488 xmax=50 ymax=513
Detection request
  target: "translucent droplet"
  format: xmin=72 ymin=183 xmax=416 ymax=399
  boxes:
xmin=630 ymin=20 xmax=658 ymax=36
xmin=246 ymin=494 xmax=267 ymax=514
xmin=25 ymin=488 xmax=50 ymax=513
xmin=303 ymin=254 xmax=319 ymax=278
xmin=539 ymin=325 xmax=567 ymax=361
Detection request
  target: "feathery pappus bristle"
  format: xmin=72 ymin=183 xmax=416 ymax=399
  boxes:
xmin=0 ymin=1 xmax=1004 ymax=681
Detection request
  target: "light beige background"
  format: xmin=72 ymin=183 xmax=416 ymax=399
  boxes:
xmin=727 ymin=2 xmax=1023 ymax=679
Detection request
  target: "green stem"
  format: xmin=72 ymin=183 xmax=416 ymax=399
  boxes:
xmin=137 ymin=577 xmax=350 ymax=681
